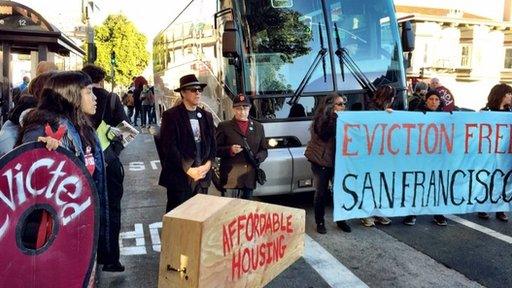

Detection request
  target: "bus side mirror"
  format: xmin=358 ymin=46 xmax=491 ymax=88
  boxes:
xmin=401 ymin=21 xmax=415 ymax=52
xmin=222 ymin=20 xmax=239 ymax=58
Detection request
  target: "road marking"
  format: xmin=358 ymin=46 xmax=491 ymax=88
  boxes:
xmin=446 ymin=215 xmax=512 ymax=244
xmin=149 ymin=222 xmax=162 ymax=252
xmin=304 ymin=235 xmax=368 ymax=288
xmin=120 ymin=223 xmax=147 ymax=255
xmin=128 ymin=162 xmax=145 ymax=171
xmin=150 ymin=160 xmax=161 ymax=170
xmin=127 ymin=160 xmax=161 ymax=171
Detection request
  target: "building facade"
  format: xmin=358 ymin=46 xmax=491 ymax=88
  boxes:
xmin=395 ymin=0 xmax=512 ymax=110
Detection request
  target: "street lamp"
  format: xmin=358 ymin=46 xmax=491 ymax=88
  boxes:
xmin=111 ymin=51 xmax=116 ymax=92
xmin=82 ymin=0 xmax=97 ymax=63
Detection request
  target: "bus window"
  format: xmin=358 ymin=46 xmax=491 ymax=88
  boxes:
xmin=236 ymin=0 xmax=334 ymax=95
xmin=254 ymin=95 xmax=318 ymax=120
xmin=327 ymin=0 xmax=402 ymax=90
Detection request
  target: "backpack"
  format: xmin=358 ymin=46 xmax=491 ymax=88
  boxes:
xmin=122 ymin=92 xmax=134 ymax=107
xmin=141 ymin=89 xmax=155 ymax=105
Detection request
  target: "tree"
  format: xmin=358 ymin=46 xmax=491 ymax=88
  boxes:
xmin=246 ymin=6 xmax=312 ymax=63
xmin=93 ymin=14 xmax=149 ymax=87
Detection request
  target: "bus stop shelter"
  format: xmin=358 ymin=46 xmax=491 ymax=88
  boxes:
xmin=0 ymin=1 xmax=85 ymax=122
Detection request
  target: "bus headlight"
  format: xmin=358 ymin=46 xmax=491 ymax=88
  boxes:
xmin=298 ymin=179 xmax=312 ymax=188
xmin=268 ymin=138 xmax=278 ymax=148
xmin=266 ymin=137 xmax=302 ymax=149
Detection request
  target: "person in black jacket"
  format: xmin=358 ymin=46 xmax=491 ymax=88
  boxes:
xmin=158 ymin=74 xmax=216 ymax=212
xmin=82 ymin=64 xmax=129 ymax=272
xmin=216 ymin=94 xmax=267 ymax=199
xmin=305 ymin=93 xmax=351 ymax=234
xmin=408 ymin=81 xmax=428 ymax=111
xmin=403 ymin=90 xmax=448 ymax=227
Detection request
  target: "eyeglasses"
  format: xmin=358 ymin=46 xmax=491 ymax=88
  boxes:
xmin=186 ymin=87 xmax=203 ymax=93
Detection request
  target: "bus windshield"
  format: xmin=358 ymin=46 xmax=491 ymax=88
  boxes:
xmin=327 ymin=0 xmax=403 ymax=89
xmin=237 ymin=0 xmax=334 ymax=95
xmin=237 ymin=0 xmax=403 ymax=95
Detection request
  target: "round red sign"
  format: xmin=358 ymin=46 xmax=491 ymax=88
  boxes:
xmin=0 ymin=142 xmax=98 ymax=287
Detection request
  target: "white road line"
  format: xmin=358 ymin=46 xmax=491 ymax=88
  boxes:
xmin=446 ymin=215 xmax=512 ymax=244
xmin=304 ymin=235 xmax=368 ymax=288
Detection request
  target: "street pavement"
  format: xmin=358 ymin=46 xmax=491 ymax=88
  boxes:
xmin=98 ymin=131 xmax=511 ymax=288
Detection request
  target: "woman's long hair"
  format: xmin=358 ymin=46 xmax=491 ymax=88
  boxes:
xmin=312 ymin=93 xmax=342 ymax=138
xmin=28 ymin=71 xmax=57 ymax=100
xmin=486 ymin=83 xmax=512 ymax=110
xmin=370 ymin=85 xmax=396 ymax=110
xmin=21 ymin=71 xmax=97 ymax=151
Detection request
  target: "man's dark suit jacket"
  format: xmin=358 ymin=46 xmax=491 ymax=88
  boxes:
xmin=158 ymin=103 xmax=216 ymax=193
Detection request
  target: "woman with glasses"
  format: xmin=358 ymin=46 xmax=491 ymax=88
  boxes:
xmin=216 ymin=93 xmax=268 ymax=199
xmin=305 ymin=92 xmax=351 ymax=234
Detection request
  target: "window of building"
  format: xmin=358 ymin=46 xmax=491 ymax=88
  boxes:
xmin=460 ymin=44 xmax=472 ymax=68
xmin=422 ymin=42 xmax=431 ymax=66
xmin=504 ymin=47 xmax=512 ymax=69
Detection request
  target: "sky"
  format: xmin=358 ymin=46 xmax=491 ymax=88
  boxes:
xmin=12 ymin=0 xmax=191 ymax=79
xmin=14 ymin=0 xmax=191 ymax=50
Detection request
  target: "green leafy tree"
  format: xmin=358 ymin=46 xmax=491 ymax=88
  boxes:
xmin=246 ymin=6 xmax=312 ymax=63
xmin=93 ymin=14 xmax=149 ymax=87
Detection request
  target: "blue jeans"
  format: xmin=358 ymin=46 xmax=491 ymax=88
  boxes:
xmin=141 ymin=105 xmax=152 ymax=126
xmin=126 ymin=106 xmax=134 ymax=123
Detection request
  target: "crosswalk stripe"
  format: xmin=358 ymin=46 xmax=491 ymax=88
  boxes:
xmin=304 ymin=235 xmax=368 ymax=288
xmin=446 ymin=215 xmax=512 ymax=244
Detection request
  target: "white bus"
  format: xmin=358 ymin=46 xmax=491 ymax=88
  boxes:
xmin=153 ymin=0 xmax=413 ymax=195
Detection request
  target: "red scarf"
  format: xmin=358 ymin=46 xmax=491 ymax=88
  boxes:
xmin=236 ymin=119 xmax=249 ymax=136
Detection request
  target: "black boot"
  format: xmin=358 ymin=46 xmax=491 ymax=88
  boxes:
xmin=102 ymin=262 xmax=125 ymax=272
xmin=316 ymin=223 xmax=327 ymax=234
xmin=336 ymin=220 xmax=351 ymax=233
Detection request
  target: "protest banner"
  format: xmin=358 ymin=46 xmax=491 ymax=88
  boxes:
xmin=333 ymin=111 xmax=512 ymax=221
xmin=0 ymin=142 xmax=98 ymax=288
xmin=158 ymin=194 xmax=305 ymax=288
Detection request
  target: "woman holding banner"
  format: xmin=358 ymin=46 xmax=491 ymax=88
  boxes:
xmin=477 ymin=83 xmax=511 ymax=222
xmin=403 ymin=90 xmax=448 ymax=226
xmin=360 ymin=86 xmax=394 ymax=227
xmin=305 ymin=93 xmax=351 ymax=234
xmin=18 ymin=71 xmax=111 ymax=264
